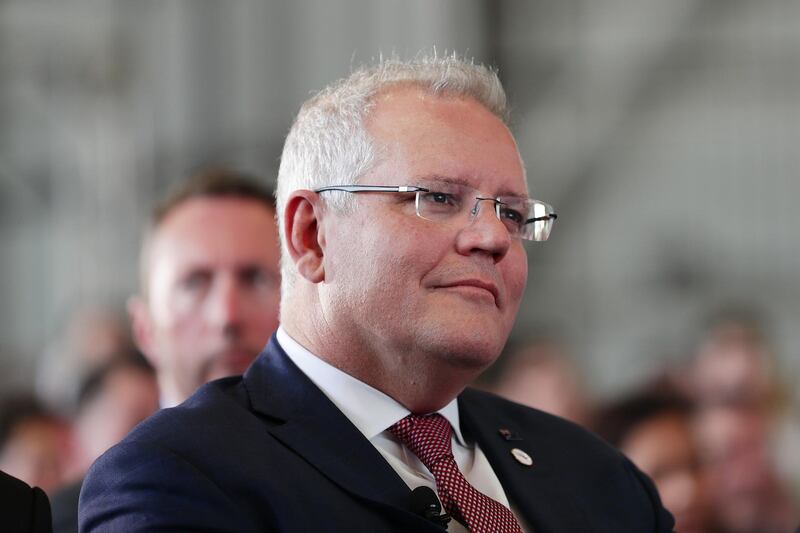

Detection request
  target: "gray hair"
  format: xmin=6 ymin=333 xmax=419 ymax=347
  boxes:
xmin=276 ymin=53 xmax=510 ymax=297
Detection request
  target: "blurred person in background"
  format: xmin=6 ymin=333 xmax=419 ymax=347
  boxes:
xmin=51 ymin=168 xmax=280 ymax=532
xmin=487 ymin=336 xmax=591 ymax=427
xmin=594 ymin=385 xmax=712 ymax=533
xmin=686 ymin=308 xmax=799 ymax=532
xmin=0 ymin=394 xmax=70 ymax=496
xmin=693 ymin=405 xmax=798 ymax=533
xmin=687 ymin=308 xmax=781 ymax=409
xmin=36 ymin=303 xmax=135 ymax=416
xmin=127 ymin=168 xmax=282 ymax=408
xmin=50 ymin=354 xmax=158 ymax=533
xmin=68 ymin=354 xmax=158 ymax=476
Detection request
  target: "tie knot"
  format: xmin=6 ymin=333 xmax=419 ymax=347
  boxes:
xmin=389 ymin=414 xmax=453 ymax=470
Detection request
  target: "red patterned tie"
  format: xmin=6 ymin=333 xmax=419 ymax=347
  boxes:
xmin=389 ymin=414 xmax=523 ymax=533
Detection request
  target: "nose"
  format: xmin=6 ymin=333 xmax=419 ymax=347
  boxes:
xmin=455 ymin=198 xmax=512 ymax=261
xmin=206 ymin=276 xmax=243 ymax=335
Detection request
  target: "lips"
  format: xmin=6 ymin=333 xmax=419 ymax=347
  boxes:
xmin=435 ymin=279 xmax=500 ymax=305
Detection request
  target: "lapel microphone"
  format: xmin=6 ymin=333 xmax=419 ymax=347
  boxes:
xmin=409 ymin=486 xmax=451 ymax=528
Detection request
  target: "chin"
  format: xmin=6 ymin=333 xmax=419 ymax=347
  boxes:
xmin=420 ymin=326 xmax=506 ymax=371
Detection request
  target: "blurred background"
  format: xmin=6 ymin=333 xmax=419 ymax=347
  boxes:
xmin=2 ymin=0 xmax=798 ymax=394
xmin=1 ymin=1 xmax=799 ymax=529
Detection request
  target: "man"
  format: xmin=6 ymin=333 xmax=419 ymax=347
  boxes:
xmin=81 ymin=56 xmax=674 ymax=532
xmin=127 ymin=169 xmax=282 ymax=407
xmin=594 ymin=385 xmax=712 ymax=533
xmin=0 ymin=394 xmax=68 ymax=496
xmin=53 ymin=170 xmax=281 ymax=533
xmin=50 ymin=355 xmax=159 ymax=533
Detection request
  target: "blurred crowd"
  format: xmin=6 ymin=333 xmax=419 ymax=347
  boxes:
xmin=1 ymin=168 xmax=282 ymax=532
xmin=486 ymin=309 xmax=800 ymax=533
xmin=3 ymin=298 xmax=798 ymax=532
xmin=0 ymin=306 xmax=159 ymax=530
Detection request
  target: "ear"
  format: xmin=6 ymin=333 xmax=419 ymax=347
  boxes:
xmin=127 ymin=295 xmax=159 ymax=369
xmin=283 ymin=190 xmax=326 ymax=283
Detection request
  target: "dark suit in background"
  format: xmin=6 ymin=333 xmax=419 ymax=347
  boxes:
xmin=0 ymin=470 xmax=52 ymax=533
xmin=80 ymin=338 xmax=673 ymax=532
xmin=49 ymin=478 xmax=81 ymax=533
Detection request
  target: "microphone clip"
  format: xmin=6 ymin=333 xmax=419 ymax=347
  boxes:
xmin=410 ymin=486 xmax=451 ymax=529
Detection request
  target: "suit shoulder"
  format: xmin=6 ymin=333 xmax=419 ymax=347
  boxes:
xmin=0 ymin=471 xmax=52 ymax=533
xmin=460 ymin=389 xmax=675 ymax=531
xmin=461 ymin=388 xmax=613 ymax=452
xmin=123 ymin=375 xmax=250 ymax=444
xmin=460 ymin=388 xmax=642 ymax=480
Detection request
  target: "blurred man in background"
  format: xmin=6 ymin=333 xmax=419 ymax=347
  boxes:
xmin=488 ymin=336 xmax=591 ymax=427
xmin=594 ymin=385 xmax=712 ymax=533
xmin=68 ymin=355 xmax=158 ymax=477
xmin=686 ymin=309 xmax=799 ymax=533
xmin=50 ymin=355 xmax=159 ymax=533
xmin=50 ymin=168 xmax=281 ymax=532
xmin=36 ymin=303 xmax=136 ymax=417
xmin=694 ymin=403 xmax=798 ymax=533
xmin=0 ymin=395 xmax=69 ymax=496
xmin=127 ymin=168 xmax=282 ymax=407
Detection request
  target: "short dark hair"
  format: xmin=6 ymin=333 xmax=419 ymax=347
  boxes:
xmin=77 ymin=353 xmax=155 ymax=413
xmin=593 ymin=387 xmax=693 ymax=448
xmin=0 ymin=394 xmax=59 ymax=452
xmin=153 ymin=168 xmax=275 ymax=226
xmin=139 ymin=168 xmax=276 ymax=293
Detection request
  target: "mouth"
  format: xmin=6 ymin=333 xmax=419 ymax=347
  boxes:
xmin=435 ymin=279 xmax=500 ymax=305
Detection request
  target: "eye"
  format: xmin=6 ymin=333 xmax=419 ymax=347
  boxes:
xmin=420 ymin=191 xmax=458 ymax=206
xmin=499 ymin=206 xmax=524 ymax=224
xmin=239 ymin=266 xmax=277 ymax=288
xmin=180 ymin=270 xmax=211 ymax=292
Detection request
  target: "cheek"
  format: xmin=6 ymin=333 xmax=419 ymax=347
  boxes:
xmin=152 ymin=294 xmax=205 ymax=342
xmin=503 ymin=248 xmax=528 ymax=304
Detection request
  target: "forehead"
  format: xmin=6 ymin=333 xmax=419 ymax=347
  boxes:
xmin=147 ymin=197 xmax=279 ymax=272
xmin=364 ymin=86 xmax=527 ymax=196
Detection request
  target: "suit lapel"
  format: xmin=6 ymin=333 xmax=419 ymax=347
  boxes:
xmin=459 ymin=390 xmax=594 ymax=533
xmin=241 ymin=336 xmax=420 ymax=520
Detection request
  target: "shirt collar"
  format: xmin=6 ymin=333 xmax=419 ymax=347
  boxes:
xmin=276 ymin=326 xmax=466 ymax=445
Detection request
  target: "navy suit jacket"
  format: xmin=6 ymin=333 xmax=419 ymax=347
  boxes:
xmin=80 ymin=336 xmax=674 ymax=532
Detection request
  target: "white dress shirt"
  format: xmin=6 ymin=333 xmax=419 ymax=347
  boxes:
xmin=276 ymin=327 xmax=520 ymax=532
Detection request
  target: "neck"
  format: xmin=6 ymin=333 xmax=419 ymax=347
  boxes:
xmin=281 ymin=301 xmax=484 ymax=413
xmin=158 ymin=379 xmax=183 ymax=409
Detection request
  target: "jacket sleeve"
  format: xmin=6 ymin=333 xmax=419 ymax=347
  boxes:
xmin=31 ymin=486 xmax=53 ymax=533
xmin=78 ymin=441 xmax=264 ymax=533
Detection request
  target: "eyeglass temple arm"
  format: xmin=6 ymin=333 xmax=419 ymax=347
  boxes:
xmin=525 ymin=213 xmax=558 ymax=224
xmin=314 ymin=185 xmax=428 ymax=193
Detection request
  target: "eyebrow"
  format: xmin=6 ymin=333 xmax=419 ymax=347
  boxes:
xmin=414 ymin=174 xmax=528 ymax=199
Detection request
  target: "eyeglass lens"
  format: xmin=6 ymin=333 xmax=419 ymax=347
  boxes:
xmin=413 ymin=181 xmax=554 ymax=241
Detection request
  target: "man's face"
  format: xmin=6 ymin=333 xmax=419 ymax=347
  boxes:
xmin=320 ymin=87 xmax=528 ymax=372
xmin=133 ymin=197 xmax=280 ymax=406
